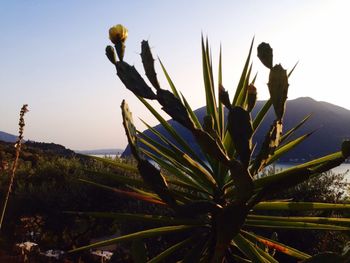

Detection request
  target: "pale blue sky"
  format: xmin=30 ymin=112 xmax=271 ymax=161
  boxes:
xmin=1 ymin=1 xmax=349 ymax=150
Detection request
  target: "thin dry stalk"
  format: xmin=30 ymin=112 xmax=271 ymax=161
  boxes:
xmin=0 ymin=104 xmax=29 ymax=231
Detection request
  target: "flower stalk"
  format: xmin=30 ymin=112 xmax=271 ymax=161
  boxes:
xmin=0 ymin=104 xmax=28 ymax=231
xmin=109 ymin=24 xmax=128 ymax=61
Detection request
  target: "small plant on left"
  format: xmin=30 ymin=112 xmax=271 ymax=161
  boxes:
xmin=0 ymin=104 xmax=29 ymax=231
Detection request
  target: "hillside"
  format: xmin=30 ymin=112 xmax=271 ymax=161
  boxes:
xmin=0 ymin=132 xmax=122 ymax=157
xmin=0 ymin=131 xmax=18 ymax=143
xmin=0 ymin=137 xmax=136 ymax=262
xmin=122 ymin=97 xmax=350 ymax=161
xmin=0 ymin=140 xmax=76 ymax=167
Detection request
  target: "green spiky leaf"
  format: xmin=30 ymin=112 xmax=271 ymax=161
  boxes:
xmin=69 ymin=225 xmax=200 ymax=253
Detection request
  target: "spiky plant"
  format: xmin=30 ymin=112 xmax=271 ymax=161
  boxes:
xmin=70 ymin=25 xmax=350 ymax=262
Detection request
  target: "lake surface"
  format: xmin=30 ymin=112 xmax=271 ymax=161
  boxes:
xmin=90 ymin=154 xmax=120 ymax=159
xmin=274 ymin=162 xmax=350 ymax=181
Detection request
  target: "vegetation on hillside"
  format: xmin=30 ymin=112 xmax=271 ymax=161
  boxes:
xmin=0 ymin=141 xmax=152 ymax=262
xmin=1 ymin=138 xmax=349 ymax=262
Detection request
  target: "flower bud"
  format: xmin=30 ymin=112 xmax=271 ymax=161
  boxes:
xmin=105 ymin=45 xmax=117 ymax=64
xmin=109 ymin=24 xmax=128 ymax=44
xmin=109 ymin=24 xmax=128 ymax=61
xmin=247 ymin=84 xmax=257 ymax=112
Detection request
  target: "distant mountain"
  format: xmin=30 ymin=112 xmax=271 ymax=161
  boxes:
xmin=0 ymin=131 xmax=123 ymax=157
xmin=122 ymin=97 xmax=350 ymax=161
xmin=75 ymin=148 xmax=123 ymax=155
xmin=0 ymin=131 xmax=18 ymax=143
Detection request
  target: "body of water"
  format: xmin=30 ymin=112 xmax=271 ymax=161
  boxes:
xmin=91 ymin=154 xmax=350 ymax=180
xmin=90 ymin=154 xmax=120 ymax=159
xmin=274 ymin=162 xmax=350 ymax=181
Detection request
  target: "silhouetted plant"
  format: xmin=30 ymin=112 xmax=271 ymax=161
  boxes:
xmin=0 ymin=104 xmax=28 ymax=231
xmin=71 ymin=24 xmax=350 ymax=262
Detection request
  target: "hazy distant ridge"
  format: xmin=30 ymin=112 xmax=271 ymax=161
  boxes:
xmin=122 ymin=97 xmax=350 ymax=161
xmin=3 ymin=97 xmax=350 ymax=161
xmin=75 ymin=148 xmax=123 ymax=155
xmin=0 ymin=131 xmax=122 ymax=156
xmin=0 ymin=131 xmax=18 ymax=143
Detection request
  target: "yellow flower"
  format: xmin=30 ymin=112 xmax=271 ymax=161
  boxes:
xmin=109 ymin=24 xmax=128 ymax=44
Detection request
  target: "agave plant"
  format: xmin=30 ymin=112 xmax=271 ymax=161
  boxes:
xmin=70 ymin=24 xmax=350 ymax=262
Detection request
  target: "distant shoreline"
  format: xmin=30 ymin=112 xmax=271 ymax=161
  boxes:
xmin=89 ymin=154 xmax=350 ymax=175
xmin=74 ymin=149 xmax=123 ymax=155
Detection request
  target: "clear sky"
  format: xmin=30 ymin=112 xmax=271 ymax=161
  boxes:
xmin=1 ymin=1 xmax=349 ymax=150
